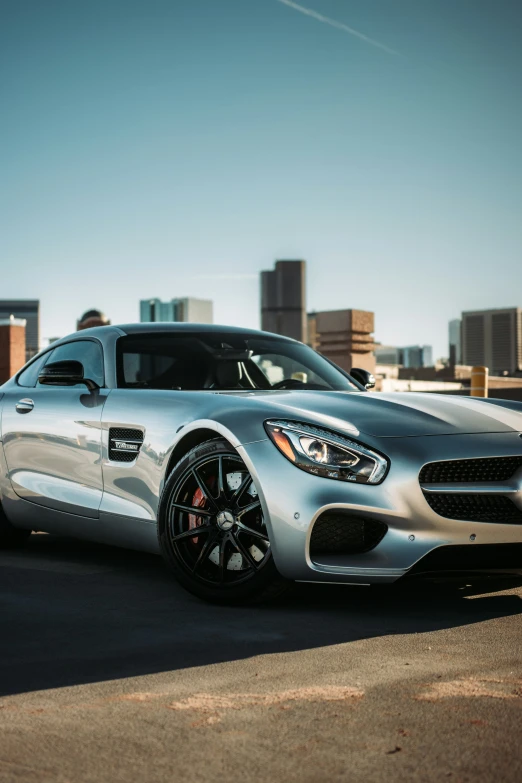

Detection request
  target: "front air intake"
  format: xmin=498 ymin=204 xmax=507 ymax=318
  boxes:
xmin=108 ymin=428 xmax=144 ymax=462
xmin=309 ymin=511 xmax=387 ymax=558
xmin=422 ymin=492 xmax=522 ymax=524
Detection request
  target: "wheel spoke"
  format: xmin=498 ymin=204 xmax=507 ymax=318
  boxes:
xmin=232 ymin=533 xmax=258 ymax=570
xmin=236 ymin=520 xmax=270 ymax=542
xmin=171 ymin=525 xmax=211 ymax=543
xmin=236 ymin=500 xmax=261 ymax=518
xmin=192 ymin=533 xmax=219 ymax=573
xmin=192 ymin=468 xmax=218 ymax=510
xmin=216 ymin=456 xmax=226 ymax=500
xmin=169 ymin=502 xmax=214 ymax=518
xmin=231 ymin=474 xmax=252 ymax=506
xmin=218 ymin=537 xmax=227 ymax=583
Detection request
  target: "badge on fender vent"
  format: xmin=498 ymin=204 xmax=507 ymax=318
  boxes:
xmin=108 ymin=428 xmax=144 ymax=461
xmin=113 ymin=440 xmax=139 ymax=451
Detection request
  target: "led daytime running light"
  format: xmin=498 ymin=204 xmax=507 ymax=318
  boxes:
xmin=265 ymin=420 xmax=388 ymax=485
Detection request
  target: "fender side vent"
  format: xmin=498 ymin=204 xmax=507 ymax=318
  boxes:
xmin=109 ymin=428 xmax=144 ymax=462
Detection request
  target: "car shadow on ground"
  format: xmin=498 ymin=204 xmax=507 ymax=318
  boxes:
xmin=1 ymin=533 xmax=521 ymax=697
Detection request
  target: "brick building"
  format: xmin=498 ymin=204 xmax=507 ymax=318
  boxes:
xmin=308 ymin=309 xmax=375 ymax=373
xmin=0 ymin=300 xmax=39 ymax=360
xmin=0 ymin=316 xmax=27 ymax=384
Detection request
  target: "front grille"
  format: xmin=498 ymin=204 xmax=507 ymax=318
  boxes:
xmin=423 ymin=492 xmax=522 ymax=524
xmin=108 ymin=428 xmax=144 ymax=462
xmin=406 ymin=543 xmax=522 ymax=576
xmin=420 ymin=456 xmax=522 ymax=484
xmin=309 ymin=511 xmax=387 ymax=557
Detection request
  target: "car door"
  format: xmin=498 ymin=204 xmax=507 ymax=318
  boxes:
xmin=1 ymin=338 xmax=109 ymax=518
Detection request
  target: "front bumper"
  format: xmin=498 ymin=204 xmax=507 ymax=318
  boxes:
xmin=238 ymin=431 xmax=522 ymax=584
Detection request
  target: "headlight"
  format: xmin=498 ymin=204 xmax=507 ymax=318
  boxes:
xmin=264 ymin=420 xmax=388 ymax=484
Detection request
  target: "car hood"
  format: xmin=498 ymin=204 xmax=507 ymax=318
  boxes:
xmin=225 ymin=391 xmax=522 ymax=438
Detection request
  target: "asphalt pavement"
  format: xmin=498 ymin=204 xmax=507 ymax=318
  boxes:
xmin=1 ymin=533 xmax=522 ymax=782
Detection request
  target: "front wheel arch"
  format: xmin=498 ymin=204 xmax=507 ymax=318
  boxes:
xmin=164 ymin=428 xmax=227 ymax=481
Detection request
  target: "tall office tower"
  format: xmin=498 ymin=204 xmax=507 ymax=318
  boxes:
xmin=462 ymin=307 xmax=522 ymax=375
xmin=260 ymin=260 xmax=307 ymax=342
xmin=308 ymin=309 xmax=375 ymax=373
xmin=0 ymin=300 xmax=39 ymax=360
xmin=0 ymin=316 xmax=26 ymax=383
xmin=140 ymin=297 xmax=213 ymax=324
xmin=374 ymin=344 xmax=432 ymax=368
xmin=400 ymin=345 xmax=433 ymax=368
xmin=448 ymin=319 xmax=462 ymax=366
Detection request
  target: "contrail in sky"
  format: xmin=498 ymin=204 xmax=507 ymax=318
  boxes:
xmin=275 ymin=0 xmax=399 ymax=56
xmin=193 ymin=274 xmax=258 ymax=280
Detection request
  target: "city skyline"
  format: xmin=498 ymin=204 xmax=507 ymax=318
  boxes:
xmin=3 ymin=278 xmax=521 ymax=362
xmin=2 ymin=0 xmax=522 ymax=358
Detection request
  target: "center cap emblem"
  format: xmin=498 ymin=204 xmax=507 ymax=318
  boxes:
xmin=217 ymin=510 xmax=235 ymax=531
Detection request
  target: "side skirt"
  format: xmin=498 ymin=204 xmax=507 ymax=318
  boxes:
xmin=1 ymin=493 xmax=160 ymax=555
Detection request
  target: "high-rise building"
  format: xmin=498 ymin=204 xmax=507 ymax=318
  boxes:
xmin=140 ymin=297 xmax=213 ymax=324
xmin=0 ymin=316 xmax=26 ymax=383
xmin=0 ymin=300 xmax=39 ymax=360
xmin=448 ymin=319 xmax=462 ymax=366
xmin=401 ymin=345 xmax=433 ymax=368
xmin=260 ymin=260 xmax=307 ymax=342
xmin=462 ymin=307 xmax=522 ymax=375
xmin=308 ymin=309 xmax=375 ymax=373
xmin=374 ymin=344 xmax=433 ymax=368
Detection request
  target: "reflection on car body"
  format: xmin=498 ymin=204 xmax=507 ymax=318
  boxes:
xmin=1 ymin=322 xmax=522 ymax=604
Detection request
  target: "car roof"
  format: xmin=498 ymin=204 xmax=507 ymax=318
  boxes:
xmin=115 ymin=323 xmax=296 ymax=340
xmin=51 ymin=323 xmax=297 ymax=344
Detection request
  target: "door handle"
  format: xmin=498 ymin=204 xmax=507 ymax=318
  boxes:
xmin=16 ymin=399 xmax=34 ymax=414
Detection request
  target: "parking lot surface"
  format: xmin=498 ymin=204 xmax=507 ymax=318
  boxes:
xmin=1 ymin=533 xmax=522 ymax=782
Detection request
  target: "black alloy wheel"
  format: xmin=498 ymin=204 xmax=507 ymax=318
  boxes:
xmin=158 ymin=438 xmax=289 ymax=604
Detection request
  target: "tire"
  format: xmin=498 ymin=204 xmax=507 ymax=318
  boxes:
xmin=158 ymin=437 xmax=289 ymax=605
xmin=0 ymin=501 xmax=31 ymax=548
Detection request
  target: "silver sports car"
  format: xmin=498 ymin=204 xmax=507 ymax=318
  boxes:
xmin=1 ymin=323 xmax=522 ymax=603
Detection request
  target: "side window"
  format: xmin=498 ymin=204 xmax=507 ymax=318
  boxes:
xmin=42 ymin=340 xmax=104 ymax=388
xmin=17 ymin=353 xmax=52 ymax=388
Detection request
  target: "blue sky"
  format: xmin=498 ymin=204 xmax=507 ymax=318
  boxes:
xmin=1 ymin=0 xmax=521 ymax=357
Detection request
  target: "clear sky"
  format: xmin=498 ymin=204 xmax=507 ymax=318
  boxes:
xmin=1 ymin=0 xmax=521 ymax=357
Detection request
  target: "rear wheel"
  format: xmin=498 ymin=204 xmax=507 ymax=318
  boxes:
xmin=158 ymin=438 xmax=289 ymax=604
xmin=0 ymin=502 xmax=31 ymax=548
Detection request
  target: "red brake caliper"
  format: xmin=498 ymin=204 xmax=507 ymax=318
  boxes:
xmin=188 ymin=479 xmax=214 ymax=545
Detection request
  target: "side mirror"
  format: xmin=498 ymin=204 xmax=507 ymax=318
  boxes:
xmin=38 ymin=360 xmax=99 ymax=391
xmin=350 ymin=368 xmax=376 ymax=390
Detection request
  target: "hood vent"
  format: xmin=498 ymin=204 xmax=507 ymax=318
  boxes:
xmin=109 ymin=428 xmax=144 ymax=462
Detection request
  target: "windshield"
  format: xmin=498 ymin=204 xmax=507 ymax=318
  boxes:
xmin=116 ymin=333 xmax=360 ymax=392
